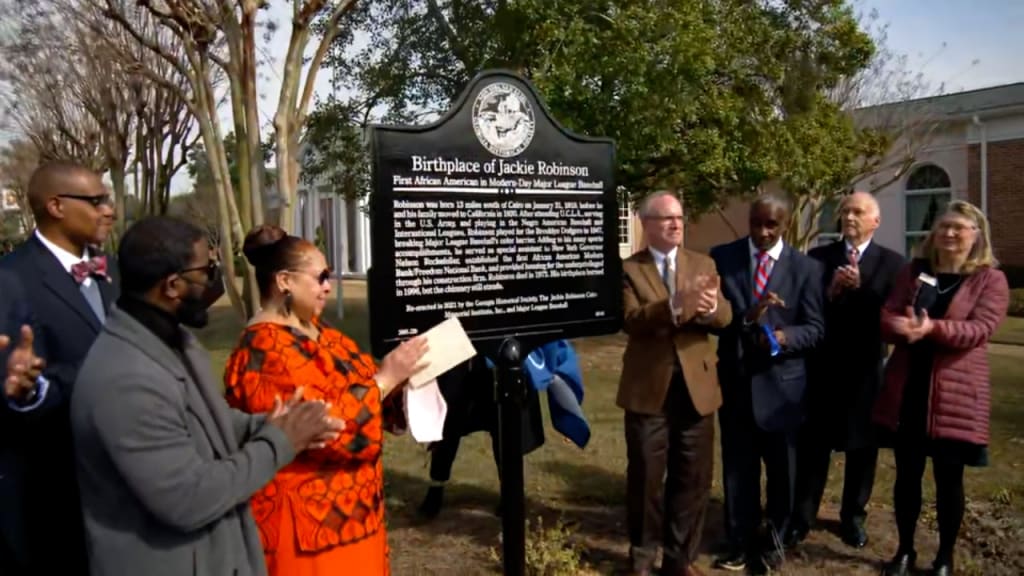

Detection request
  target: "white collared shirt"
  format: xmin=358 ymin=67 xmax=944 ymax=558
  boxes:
xmin=35 ymin=229 xmax=95 ymax=289
xmin=844 ymin=237 xmax=871 ymax=263
xmin=748 ymin=237 xmax=784 ymax=277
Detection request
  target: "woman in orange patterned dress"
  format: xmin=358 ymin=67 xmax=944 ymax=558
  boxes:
xmin=224 ymin=224 xmax=427 ymax=576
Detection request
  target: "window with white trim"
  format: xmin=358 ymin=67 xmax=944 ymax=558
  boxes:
xmin=904 ymin=165 xmax=951 ymax=256
xmin=618 ymin=200 xmax=631 ymax=245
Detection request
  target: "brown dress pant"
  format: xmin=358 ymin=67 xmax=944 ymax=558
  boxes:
xmin=625 ymin=373 xmax=715 ymax=573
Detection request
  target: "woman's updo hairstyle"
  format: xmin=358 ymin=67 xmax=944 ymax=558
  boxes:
xmin=242 ymin=224 xmax=312 ymax=296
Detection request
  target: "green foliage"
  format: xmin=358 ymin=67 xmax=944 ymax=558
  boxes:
xmin=1008 ymin=288 xmax=1024 ymax=318
xmin=489 ymin=516 xmax=583 ymax=576
xmin=310 ymin=0 xmax=876 ymax=216
xmin=300 ymin=100 xmax=370 ymax=199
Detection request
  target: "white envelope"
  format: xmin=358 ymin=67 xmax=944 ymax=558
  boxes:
xmin=404 ymin=378 xmax=448 ymax=443
xmin=407 ymin=316 xmax=477 ymax=389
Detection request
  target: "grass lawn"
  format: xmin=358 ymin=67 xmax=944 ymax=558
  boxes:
xmin=993 ymin=316 xmax=1024 ymax=346
xmin=196 ymin=280 xmax=1024 ymax=575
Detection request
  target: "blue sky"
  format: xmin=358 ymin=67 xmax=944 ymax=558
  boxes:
xmin=860 ymin=0 xmax=1024 ymax=93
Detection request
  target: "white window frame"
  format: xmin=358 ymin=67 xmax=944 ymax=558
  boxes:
xmin=618 ymin=201 xmax=631 ymax=246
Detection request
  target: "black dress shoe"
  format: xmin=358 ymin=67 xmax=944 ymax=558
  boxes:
xmin=929 ymin=561 xmax=952 ymax=576
xmin=881 ymin=551 xmax=916 ymax=576
xmin=417 ymin=486 xmax=444 ymax=519
xmin=841 ymin=523 xmax=869 ymax=549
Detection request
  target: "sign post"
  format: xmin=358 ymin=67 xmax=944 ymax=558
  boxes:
xmin=367 ymin=69 xmax=623 ymax=574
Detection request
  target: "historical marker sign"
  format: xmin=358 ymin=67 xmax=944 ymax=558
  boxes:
xmin=368 ymin=69 xmax=623 ymax=357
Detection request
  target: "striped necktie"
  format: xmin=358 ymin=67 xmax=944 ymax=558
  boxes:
xmin=753 ymin=250 xmax=772 ymax=300
xmin=662 ymin=257 xmax=675 ymax=295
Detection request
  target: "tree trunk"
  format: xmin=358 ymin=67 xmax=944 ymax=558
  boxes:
xmin=273 ymin=114 xmax=300 ymax=233
xmin=110 ymin=162 xmax=128 ymax=240
xmin=241 ymin=7 xmax=263 ymax=226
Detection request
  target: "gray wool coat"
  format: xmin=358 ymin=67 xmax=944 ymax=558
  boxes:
xmin=70 ymin=308 xmax=296 ymax=576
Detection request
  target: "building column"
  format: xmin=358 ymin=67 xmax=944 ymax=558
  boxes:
xmin=354 ymin=197 xmax=367 ymax=273
xmin=336 ymin=197 xmax=350 ymax=274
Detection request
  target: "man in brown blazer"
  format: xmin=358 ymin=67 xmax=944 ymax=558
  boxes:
xmin=618 ymin=191 xmax=732 ymax=576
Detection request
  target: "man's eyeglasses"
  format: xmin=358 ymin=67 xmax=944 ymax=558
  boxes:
xmin=179 ymin=261 xmax=220 ymax=278
xmin=58 ymin=193 xmax=113 ymax=207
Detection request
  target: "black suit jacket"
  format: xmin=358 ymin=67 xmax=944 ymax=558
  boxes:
xmin=0 ymin=267 xmax=41 ymax=567
xmin=710 ymin=238 xmax=824 ymax=432
xmin=0 ymin=234 xmax=119 ymax=568
xmin=806 ymin=239 xmax=904 ymax=450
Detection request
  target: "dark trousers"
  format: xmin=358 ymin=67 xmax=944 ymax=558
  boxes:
xmin=894 ymin=446 xmax=966 ymax=564
xmin=793 ymin=431 xmax=878 ymax=531
xmin=625 ymin=377 xmax=714 ymax=573
xmin=719 ymin=398 xmax=798 ymax=550
xmin=429 ymin=428 xmax=501 ymax=483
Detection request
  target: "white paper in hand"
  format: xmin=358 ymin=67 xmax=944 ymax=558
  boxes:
xmin=404 ymin=378 xmax=447 ymax=443
xmin=407 ymin=316 xmax=477 ymax=389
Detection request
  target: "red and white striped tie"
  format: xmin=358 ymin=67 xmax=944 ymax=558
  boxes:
xmin=753 ymin=250 xmax=772 ymax=300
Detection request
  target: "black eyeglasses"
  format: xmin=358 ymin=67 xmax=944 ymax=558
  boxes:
xmin=57 ymin=193 xmax=113 ymax=207
xmin=289 ymin=268 xmax=332 ymax=284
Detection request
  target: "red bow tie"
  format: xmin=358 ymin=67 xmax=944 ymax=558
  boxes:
xmin=71 ymin=256 xmax=108 ymax=284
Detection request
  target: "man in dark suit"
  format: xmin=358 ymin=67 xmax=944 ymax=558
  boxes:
xmin=788 ymin=191 xmax=904 ymax=549
xmin=710 ymin=195 xmax=824 ymax=573
xmin=0 ymin=161 xmax=118 ymax=575
xmin=1 ymin=269 xmax=47 ymax=576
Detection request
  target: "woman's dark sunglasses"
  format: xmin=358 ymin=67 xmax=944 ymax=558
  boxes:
xmin=290 ymin=268 xmax=332 ymax=284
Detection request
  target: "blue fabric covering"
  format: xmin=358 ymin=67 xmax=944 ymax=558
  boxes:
xmin=484 ymin=340 xmax=590 ymax=448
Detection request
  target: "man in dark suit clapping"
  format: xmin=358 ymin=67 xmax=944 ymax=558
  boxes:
xmin=0 ymin=161 xmax=118 ymax=575
xmin=788 ymin=191 xmax=905 ymax=549
xmin=710 ymin=195 xmax=825 ymax=573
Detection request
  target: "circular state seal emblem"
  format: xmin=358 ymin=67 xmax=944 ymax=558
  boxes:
xmin=472 ymin=82 xmax=536 ymax=158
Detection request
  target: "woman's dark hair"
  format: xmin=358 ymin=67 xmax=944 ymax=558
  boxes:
xmin=242 ymin=224 xmax=312 ymax=296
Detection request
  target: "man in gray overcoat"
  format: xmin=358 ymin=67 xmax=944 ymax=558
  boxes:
xmin=71 ymin=216 xmax=342 ymax=576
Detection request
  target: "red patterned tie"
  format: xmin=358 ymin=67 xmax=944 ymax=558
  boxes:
xmin=848 ymin=246 xmax=859 ymax=266
xmin=753 ymin=251 xmax=771 ymax=300
xmin=71 ymin=256 xmax=108 ymax=284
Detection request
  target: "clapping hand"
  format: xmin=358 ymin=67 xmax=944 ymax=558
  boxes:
xmin=694 ymin=274 xmax=719 ymax=316
xmin=1 ymin=325 xmax=45 ymax=404
xmin=745 ymin=291 xmax=786 ymax=324
xmin=671 ymin=273 xmax=719 ymax=319
xmin=829 ymin=264 xmax=861 ymax=298
xmin=894 ymin=306 xmax=934 ymax=343
xmin=267 ymin=387 xmax=346 ymax=451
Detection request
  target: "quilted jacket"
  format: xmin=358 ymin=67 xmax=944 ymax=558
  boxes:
xmin=873 ymin=263 xmax=1009 ymax=444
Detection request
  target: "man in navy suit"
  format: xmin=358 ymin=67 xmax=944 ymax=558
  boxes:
xmin=789 ymin=192 xmax=905 ymax=549
xmin=709 ymin=195 xmax=824 ymax=573
xmin=0 ymin=161 xmax=118 ymax=575
xmin=1 ymin=268 xmax=47 ymax=576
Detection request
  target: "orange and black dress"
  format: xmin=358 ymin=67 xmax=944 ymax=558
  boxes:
xmin=224 ymin=320 xmax=404 ymax=576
